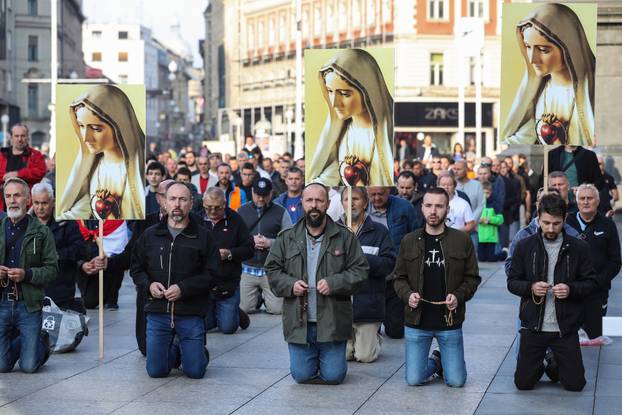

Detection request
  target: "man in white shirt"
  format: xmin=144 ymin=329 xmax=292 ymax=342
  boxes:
xmin=437 ymin=171 xmax=475 ymax=233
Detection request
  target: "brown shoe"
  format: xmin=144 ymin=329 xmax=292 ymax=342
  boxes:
xmin=239 ymin=308 xmax=250 ymax=330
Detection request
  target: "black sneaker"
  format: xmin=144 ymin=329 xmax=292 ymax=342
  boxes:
xmin=39 ymin=331 xmax=51 ymax=368
xmin=544 ymin=351 xmax=559 ymax=383
xmin=431 ymin=349 xmax=443 ymax=378
xmin=239 ymin=308 xmax=250 ymax=330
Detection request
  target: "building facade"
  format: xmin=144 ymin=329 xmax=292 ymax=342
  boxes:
xmin=82 ymin=22 xmax=193 ymax=148
xmin=9 ymin=0 xmax=85 ymax=147
xmin=204 ymin=0 xmax=504 ymax=157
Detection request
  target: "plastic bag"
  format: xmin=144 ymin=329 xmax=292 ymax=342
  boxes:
xmin=41 ymin=297 xmax=89 ymax=353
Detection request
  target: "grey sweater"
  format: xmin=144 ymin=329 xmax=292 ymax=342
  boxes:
xmin=542 ymin=234 xmax=563 ymax=332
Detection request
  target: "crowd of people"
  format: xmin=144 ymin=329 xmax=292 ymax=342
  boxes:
xmin=0 ymin=124 xmax=620 ymax=394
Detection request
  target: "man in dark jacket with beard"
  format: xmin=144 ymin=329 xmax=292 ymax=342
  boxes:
xmin=131 ymin=182 xmax=220 ymax=379
xmin=508 ymin=193 xmax=598 ymax=391
xmin=339 ymin=187 xmax=395 ymax=363
xmin=202 ymin=187 xmax=254 ymax=333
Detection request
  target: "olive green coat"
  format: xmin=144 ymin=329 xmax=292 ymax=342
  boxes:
xmin=0 ymin=215 xmax=58 ymax=312
xmin=265 ymin=218 xmax=369 ymax=344
xmin=393 ymin=227 xmax=481 ymax=328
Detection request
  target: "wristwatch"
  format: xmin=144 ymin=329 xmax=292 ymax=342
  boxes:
xmin=227 ymin=252 xmax=233 ymax=261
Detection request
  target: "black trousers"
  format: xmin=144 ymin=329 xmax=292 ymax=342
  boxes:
xmin=77 ymin=269 xmax=125 ymax=309
xmin=583 ymin=289 xmax=608 ymax=339
xmin=135 ymin=284 xmax=147 ymax=356
xmin=383 ymin=283 xmax=404 ymax=339
xmin=515 ymin=329 xmax=586 ymax=392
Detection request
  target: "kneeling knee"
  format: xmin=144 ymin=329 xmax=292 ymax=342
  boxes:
xmin=184 ymin=367 xmax=206 ymax=379
xmin=146 ymin=367 xmax=170 ymax=378
xmin=321 ymin=369 xmax=346 ymax=385
xmin=514 ymin=379 xmax=536 ymax=391
xmin=562 ymin=380 xmax=585 ymax=392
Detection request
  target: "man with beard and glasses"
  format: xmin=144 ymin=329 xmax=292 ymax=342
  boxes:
xmin=131 ymin=182 xmax=219 ymax=379
xmin=508 ymin=193 xmax=598 ymax=391
xmin=237 ymin=178 xmax=292 ymax=314
xmin=0 ymin=178 xmax=57 ymax=373
xmin=266 ymin=183 xmax=368 ymax=384
xmin=394 ymin=187 xmax=481 ymax=387
xmin=339 ymin=187 xmax=395 ymax=363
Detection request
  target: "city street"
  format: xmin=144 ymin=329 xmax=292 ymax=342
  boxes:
xmin=1 ymin=243 xmax=620 ymax=415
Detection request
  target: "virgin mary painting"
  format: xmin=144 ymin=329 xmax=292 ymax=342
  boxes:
xmin=501 ymin=3 xmax=595 ymax=146
xmin=57 ymin=85 xmax=145 ymax=220
xmin=307 ymin=49 xmax=394 ymax=186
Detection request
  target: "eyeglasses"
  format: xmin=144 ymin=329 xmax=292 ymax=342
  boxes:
xmin=204 ymin=205 xmax=224 ymax=211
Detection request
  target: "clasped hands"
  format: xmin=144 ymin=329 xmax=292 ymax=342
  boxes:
xmin=0 ymin=266 xmax=26 ymax=283
xmin=82 ymin=256 xmax=108 ymax=275
xmin=149 ymin=282 xmax=181 ymax=301
xmin=293 ymin=279 xmax=331 ymax=296
xmin=532 ymin=281 xmax=569 ymax=299
xmin=408 ymin=292 xmax=458 ymax=311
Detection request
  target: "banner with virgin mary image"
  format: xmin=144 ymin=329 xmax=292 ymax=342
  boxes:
xmin=305 ymin=48 xmax=395 ymax=187
xmin=55 ymin=84 xmax=146 ymax=220
xmin=500 ymin=3 xmax=597 ymax=147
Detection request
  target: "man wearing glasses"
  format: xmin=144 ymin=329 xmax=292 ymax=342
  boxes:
xmin=203 ymin=188 xmax=254 ymax=332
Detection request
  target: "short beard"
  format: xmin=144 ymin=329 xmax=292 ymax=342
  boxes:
xmin=7 ymin=206 xmax=25 ymax=220
xmin=305 ymin=208 xmax=326 ymax=228
xmin=425 ymin=211 xmax=447 ymax=227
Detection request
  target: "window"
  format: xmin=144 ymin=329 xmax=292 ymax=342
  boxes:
xmin=258 ymin=21 xmax=264 ymax=49
xmin=28 ymin=84 xmax=38 ymax=117
xmin=468 ymin=0 xmax=488 ymax=19
xmin=279 ymin=14 xmax=286 ymax=44
xmin=92 ymin=30 xmax=102 ymax=39
xmin=248 ymin=23 xmax=255 ymax=51
xmin=352 ymin=0 xmax=361 ymax=28
xmin=314 ymin=5 xmax=321 ymax=37
xmin=382 ymin=0 xmax=391 ymax=24
xmin=367 ymin=0 xmax=376 ymax=26
xmin=118 ymin=52 xmax=128 ymax=62
xmin=27 ymin=35 xmax=37 ymax=61
xmin=338 ymin=1 xmax=347 ymax=31
xmin=91 ymin=52 xmax=102 ymax=62
xmin=28 ymin=0 xmax=37 ymax=16
xmin=428 ymin=0 xmax=448 ymax=21
xmin=118 ymin=31 xmax=128 ymax=40
xmin=302 ymin=9 xmax=309 ymax=40
xmin=269 ymin=17 xmax=275 ymax=46
xmin=430 ymin=53 xmax=444 ymax=86
xmin=327 ymin=4 xmax=334 ymax=34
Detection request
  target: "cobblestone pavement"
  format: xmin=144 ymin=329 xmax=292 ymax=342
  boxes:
xmin=0 ymin=257 xmax=620 ymax=414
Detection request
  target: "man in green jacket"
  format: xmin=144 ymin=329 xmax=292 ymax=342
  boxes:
xmin=394 ymin=187 xmax=480 ymax=387
xmin=0 ymin=177 xmax=58 ymax=373
xmin=266 ymin=183 xmax=368 ymax=384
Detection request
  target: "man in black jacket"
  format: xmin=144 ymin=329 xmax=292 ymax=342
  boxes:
xmin=339 ymin=188 xmax=396 ymax=362
xmin=202 ymin=188 xmax=254 ymax=333
xmin=507 ymin=193 xmax=598 ymax=391
xmin=567 ymin=184 xmax=621 ymax=341
xmin=131 ymin=182 xmax=219 ymax=379
xmin=31 ymin=183 xmax=85 ymax=313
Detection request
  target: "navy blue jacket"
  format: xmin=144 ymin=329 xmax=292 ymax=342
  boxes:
xmin=371 ymin=195 xmax=420 ymax=248
xmin=339 ymin=215 xmax=396 ymax=322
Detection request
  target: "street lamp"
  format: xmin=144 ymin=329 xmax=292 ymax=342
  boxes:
xmin=1 ymin=114 xmax=9 ymax=147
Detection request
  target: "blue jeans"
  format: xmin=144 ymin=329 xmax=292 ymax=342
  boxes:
xmin=146 ymin=313 xmax=208 ymax=379
xmin=288 ymin=323 xmax=347 ymax=384
xmin=0 ymin=301 xmax=49 ymax=373
xmin=404 ymin=326 xmax=467 ymax=387
xmin=205 ymin=287 xmax=240 ymax=334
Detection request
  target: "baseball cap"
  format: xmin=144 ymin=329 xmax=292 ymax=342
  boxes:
xmin=253 ymin=177 xmax=272 ymax=196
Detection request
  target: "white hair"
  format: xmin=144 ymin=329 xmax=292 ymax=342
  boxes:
xmin=31 ymin=182 xmax=55 ymax=201
xmin=575 ymin=183 xmax=600 ymax=202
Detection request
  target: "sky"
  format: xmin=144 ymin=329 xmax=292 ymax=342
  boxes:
xmin=82 ymin=0 xmax=208 ymax=68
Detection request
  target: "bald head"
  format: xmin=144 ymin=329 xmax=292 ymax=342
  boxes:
xmin=156 ymin=179 xmax=175 ymax=213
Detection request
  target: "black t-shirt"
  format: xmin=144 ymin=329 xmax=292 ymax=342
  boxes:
xmin=416 ymin=232 xmax=449 ymax=331
xmin=6 ymin=152 xmax=26 ymax=173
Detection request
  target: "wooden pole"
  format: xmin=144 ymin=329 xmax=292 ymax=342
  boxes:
xmin=98 ymin=221 xmax=104 ymax=360
xmin=543 ymin=146 xmax=549 ymax=192
xmin=346 ymin=186 xmax=352 ymax=229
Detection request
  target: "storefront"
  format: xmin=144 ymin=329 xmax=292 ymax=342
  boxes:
xmin=395 ymin=101 xmax=497 ymax=159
